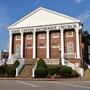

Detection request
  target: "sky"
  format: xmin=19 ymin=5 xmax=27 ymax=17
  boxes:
xmin=0 ymin=0 xmax=90 ymax=50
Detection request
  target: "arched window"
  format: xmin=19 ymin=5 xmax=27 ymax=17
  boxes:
xmin=27 ymin=44 xmax=32 ymax=48
xmin=52 ymin=43 xmax=59 ymax=48
xmin=39 ymin=43 xmax=45 ymax=48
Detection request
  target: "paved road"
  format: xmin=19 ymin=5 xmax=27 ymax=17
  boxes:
xmin=0 ymin=80 xmax=90 ymax=90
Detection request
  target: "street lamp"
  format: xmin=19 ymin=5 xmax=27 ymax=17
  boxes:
xmin=59 ymin=47 xmax=61 ymax=65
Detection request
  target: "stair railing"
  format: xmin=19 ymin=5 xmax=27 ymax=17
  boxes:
xmin=64 ymin=60 xmax=84 ymax=76
xmin=32 ymin=59 xmax=39 ymax=77
xmin=16 ymin=58 xmax=25 ymax=76
xmin=84 ymin=61 xmax=90 ymax=69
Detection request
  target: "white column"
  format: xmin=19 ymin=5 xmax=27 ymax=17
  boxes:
xmin=75 ymin=28 xmax=80 ymax=58
xmin=61 ymin=29 xmax=64 ymax=65
xmin=9 ymin=30 xmax=12 ymax=59
xmin=33 ymin=31 xmax=36 ymax=58
xmin=46 ymin=30 xmax=50 ymax=58
xmin=20 ymin=30 xmax=24 ymax=58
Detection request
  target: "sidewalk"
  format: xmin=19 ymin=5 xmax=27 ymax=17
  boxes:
xmin=0 ymin=76 xmax=90 ymax=81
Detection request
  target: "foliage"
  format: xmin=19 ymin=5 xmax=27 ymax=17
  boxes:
xmin=9 ymin=68 xmax=16 ymax=77
xmin=35 ymin=67 xmax=47 ymax=78
xmin=60 ymin=66 xmax=73 ymax=78
xmin=71 ymin=70 xmax=79 ymax=77
xmin=47 ymin=66 xmax=56 ymax=75
xmin=13 ymin=60 xmax=20 ymax=68
xmin=5 ymin=66 xmax=12 ymax=75
xmin=0 ymin=66 xmax=5 ymax=75
xmin=37 ymin=58 xmax=47 ymax=68
xmin=82 ymin=31 xmax=90 ymax=63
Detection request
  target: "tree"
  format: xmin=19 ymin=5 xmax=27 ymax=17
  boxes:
xmin=82 ymin=30 xmax=90 ymax=63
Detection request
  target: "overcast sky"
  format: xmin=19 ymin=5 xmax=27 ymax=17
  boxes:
xmin=0 ymin=0 xmax=89 ymax=50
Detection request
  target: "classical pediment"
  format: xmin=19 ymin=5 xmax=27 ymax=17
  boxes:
xmin=8 ymin=7 xmax=81 ymax=29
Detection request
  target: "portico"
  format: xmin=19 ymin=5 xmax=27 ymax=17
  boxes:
xmin=8 ymin=7 xmax=83 ymax=67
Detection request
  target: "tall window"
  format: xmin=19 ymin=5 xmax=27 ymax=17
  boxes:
xmin=67 ymin=42 xmax=74 ymax=53
xmin=16 ymin=45 xmax=21 ymax=55
xmin=16 ymin=35 xmax=20 ymax=40
xmin=67 ymin=31 xmax=73 ymax=37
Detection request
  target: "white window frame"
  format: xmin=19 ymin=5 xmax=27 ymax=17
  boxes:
xmin=27 ymin=34 xmax=32 ymax=39
xmin=16 ymin=45 xmax=21 ymax=55
xmin=52 ymin=32 xmax=59 ymax=38
xmin=16 ymin=35 xmax=21 ymax=40
xmin=39 ymin=33 xmax=45 ymax=39
xmin=67 ymin=42 xmax=74 ymax=54
xmin=67 ymin=31 xmax=73 ymax=37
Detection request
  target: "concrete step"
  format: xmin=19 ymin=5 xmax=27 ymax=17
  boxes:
xmin=18 ymin=65 xmax=34 ymax=78
xmin=18 ymin=58 xmax=37 ymax=78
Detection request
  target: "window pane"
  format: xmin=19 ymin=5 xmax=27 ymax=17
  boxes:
xmin=67 ymin=31 xmax=73 ymax=37
xmin=16 ymin=35 xmax=20 ymax=39
xmin=27 ymin=34 xmax=32 ymax=39
xmin=67 ymin=43 xmax=73 ymax=53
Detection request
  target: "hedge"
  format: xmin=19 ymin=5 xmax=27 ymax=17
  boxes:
xmin=37 ymin=58 xmax=47 ymax=68
xmin=47 ymin=66 xmax=56 ymax=75
xmin=13 ymin=60 xmax=20 ymax=68
xmin=60 ymin=66 xmax=73 ymax=78
xmin=35 ymin=67 xmax=47 ymax=78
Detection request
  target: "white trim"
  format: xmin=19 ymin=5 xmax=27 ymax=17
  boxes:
xmin=38 ymin=46 xmax=46 ymax=48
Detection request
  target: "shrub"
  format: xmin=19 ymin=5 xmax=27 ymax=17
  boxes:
xmin=5 ymin=66 xmax=12 ymax=75
xmin=60 ymin=66 xmax=73 ymax=78
xmin=55 ymin=65 xmax=62 ymax=75
xmin=9 ymin=68 xmax=16 ymax=77
xmin=13 ymin=60 xmax=20 ymax=68
xmin=0 ymin=66 xmax=5 ymax=75
xmin=35 ymin=67 xmax=47 ymax=78
xmin=71 ymin=70 xmax=79 ymax=77
xmin=47 ymin=66 xmax=56 ymax=75
xmin=37 ymin=58 xmax=47 ymax=68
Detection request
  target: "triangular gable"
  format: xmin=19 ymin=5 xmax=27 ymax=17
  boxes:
xmin=8 ymin=7 xmax=81 ymax=29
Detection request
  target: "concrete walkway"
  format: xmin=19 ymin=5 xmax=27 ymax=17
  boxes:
xmin=0 ymin=76 xmax=90 ymax=81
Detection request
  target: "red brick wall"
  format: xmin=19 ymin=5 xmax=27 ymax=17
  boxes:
xmin=36 ymin=32 xmax=46 ymax=58
xmin=24 ymin=33 xmax=33 ymax=59
xmin=50 ymin=31 xmax=61 ymax=59
xmin=64 ymin=29 xmax=76 ymax=54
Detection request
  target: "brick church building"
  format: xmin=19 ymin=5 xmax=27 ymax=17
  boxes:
xmin=8 ymin=7 xmax=83 ymax=67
